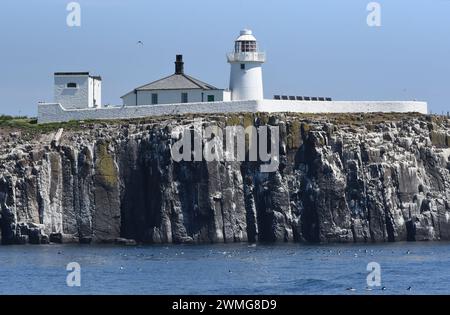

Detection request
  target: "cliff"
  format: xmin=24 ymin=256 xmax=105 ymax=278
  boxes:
xmin=0 ymin=112 xmax=449 ymax=245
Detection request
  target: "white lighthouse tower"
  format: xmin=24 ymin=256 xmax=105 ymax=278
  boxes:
xmin=227 ymin=29 xmax=266 ymax=101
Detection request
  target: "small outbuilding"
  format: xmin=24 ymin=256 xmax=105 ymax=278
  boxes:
xmin=54 ymin=72 xmax=102 ymax=109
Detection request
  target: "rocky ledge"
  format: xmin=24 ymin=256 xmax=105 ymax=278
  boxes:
xmin=0 ymin=112 xmax=449 ymax=245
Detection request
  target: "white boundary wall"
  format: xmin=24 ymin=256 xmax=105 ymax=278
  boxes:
xmin=38 ymin=100 xmax=428 ymax=124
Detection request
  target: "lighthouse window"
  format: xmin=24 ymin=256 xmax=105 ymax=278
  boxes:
xmin=240 ymin=64 xmax=245 ymax=70
xmin=66 ymin=82 xmax=78 ymax=88
xmin=236 ymin=41 xmax=257 ymax=53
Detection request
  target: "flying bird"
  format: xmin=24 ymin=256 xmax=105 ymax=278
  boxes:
xmin=137 ymin=41 xmax=144 ymax=46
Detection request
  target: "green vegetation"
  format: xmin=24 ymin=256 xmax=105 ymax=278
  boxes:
xmin=0 ymin=115 xmax=89 ymax=133
xmin=0 ymin=115 xmax=36 ymax=128
xmin=286 ymin=120 xmax=302 ymax=150
xmin=96 ymin=142 xmax=118 ymax=188
xmin=430 ymin=131 xmax=450 ymax=148
xmin=0 ymin=112 xmax=446 ymax=137
xmin=225 ymin=112 xmax=255 ymax=128
xmin=225 ymin=114 xmax=241 ymax=126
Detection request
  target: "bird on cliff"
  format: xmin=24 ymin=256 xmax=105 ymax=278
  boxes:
xmin=407 ymin=286 xmax=412 ymax=291
xmin=346 ymin=287 xmax=356 ymax=291
xmin=381 ymin=286 xmax=387 ymax=291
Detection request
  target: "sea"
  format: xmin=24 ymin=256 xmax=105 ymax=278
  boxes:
xmin=0 ymin=242 xmax=449 ymax=295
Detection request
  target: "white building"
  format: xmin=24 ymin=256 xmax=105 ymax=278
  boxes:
xmin=54 ymin=72 xmax=102 ymax=109
xmin=37 ymin=29 xmax=428 ymax=124
xmin=227 ymin=29 xmax=265 ymax=101
xmin=121 ymin=55 xmax=230 ymax=106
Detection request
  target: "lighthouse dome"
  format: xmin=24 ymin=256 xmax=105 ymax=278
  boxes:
xmin=236 ymin=29 xmax=257 ymax=42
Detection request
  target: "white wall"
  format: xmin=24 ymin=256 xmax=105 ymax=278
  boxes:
xmin=54 ymin=75 xmax=89 ymax=109
xmin=38 ymin=101 xmax=260 ymax=123
xmin=88 ymin=77 xmax=102 ymax=108
xmin=55 ymin=74 xmax=102 ymax=109
xmin=223 ymin=91 xmax=232 ymax=101
xmin=257 ymin=100 xmax=428 ymax=114
xmin=122 ymin=89 xmax=228 ymax=106
xmin=87 ymin=77 xmax=94 ymax=108
xmin=229 ymin=63 xmax=264 ymax=101
xmin=38 ymin=100 xmax=428 ymax=124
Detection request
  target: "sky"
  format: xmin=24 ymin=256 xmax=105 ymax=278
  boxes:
xmin=0 ymin=0 xmax=449 ymax=116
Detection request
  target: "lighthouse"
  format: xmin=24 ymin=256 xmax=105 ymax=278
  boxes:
xmin=227 ymin=29 xmax=266 ymax=101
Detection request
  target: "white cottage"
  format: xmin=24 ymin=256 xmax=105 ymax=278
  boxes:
xmin=121 ymin=55 xmax=230 ymax=106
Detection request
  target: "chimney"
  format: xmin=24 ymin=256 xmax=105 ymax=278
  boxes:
xmin=175 ymin=55 xmax=184 ymax=74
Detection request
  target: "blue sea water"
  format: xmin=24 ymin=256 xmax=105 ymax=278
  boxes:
xmin=0 ymin=242 xmax=449 ymax=295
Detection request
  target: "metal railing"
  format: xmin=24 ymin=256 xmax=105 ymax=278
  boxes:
xmin=227 ymin=52 xmax=266 ymax=63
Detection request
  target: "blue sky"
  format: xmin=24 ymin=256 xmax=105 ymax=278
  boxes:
xmin=0 ymin=0 xmax=449 ymax=116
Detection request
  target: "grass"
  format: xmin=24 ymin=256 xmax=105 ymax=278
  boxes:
xmin=0 ymin=115 xmax=36 ymax=127
xmin=0 ymin=115 xmax=86 ymax=132
xmin=0 ymin=112 xmax=445 ymax=136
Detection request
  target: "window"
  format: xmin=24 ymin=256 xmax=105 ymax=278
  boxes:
xmin=181 ymin=93 xmax=188 ymax=103
xmin=151 ymin=93 xmax=158 ymax=105
xmin=66 ymin=82 xmax=78 ymax=88
xmin=240 ymin=64 xmax=245 ymax=70
xmin=207 ymin=95 xmax=215 ymax=102
xmin=235 ymin=41 xmax=257 ymax=53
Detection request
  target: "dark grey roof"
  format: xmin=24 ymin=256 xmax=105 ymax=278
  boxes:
xmin=138 ymin=73 xmax=218 ymax=91
xmin=55 ymin=72 xmax=90 ymax=76
xmin=130 ymin=73 xmax=218 ymax=92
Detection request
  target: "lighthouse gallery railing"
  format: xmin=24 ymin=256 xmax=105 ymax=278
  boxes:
xmin=227 ymin=52 xmax=266 ymax=63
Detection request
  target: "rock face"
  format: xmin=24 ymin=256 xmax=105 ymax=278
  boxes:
xmin=0 ymin=113 xmax=449 ymax=245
